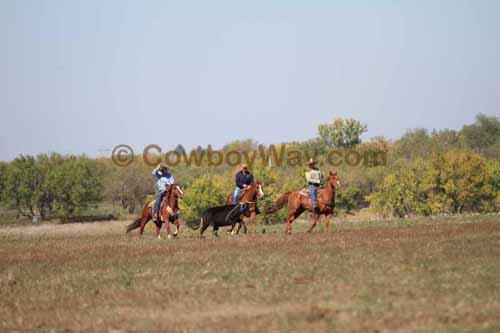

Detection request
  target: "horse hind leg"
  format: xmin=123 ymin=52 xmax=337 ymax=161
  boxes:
xmin=284 ymin=208 xmax=303 ymax=235
xmin=138 ymin=217 xmax=149 ymax=239
xmin=284 ymin=213 xmax=295 ymax=235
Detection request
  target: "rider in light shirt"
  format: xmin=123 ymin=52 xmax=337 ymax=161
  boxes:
xmin=305 ymin=159 xmax=324 ymax=213
xmin=152 ymin=164 xmax=175 ymax=221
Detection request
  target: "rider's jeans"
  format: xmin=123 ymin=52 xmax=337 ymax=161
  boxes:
xmin=153 ymin=190 xmax=165 ymax=215
xmin=309 ymin=184 xmax=319 ymax=206
xmin=232 ymin=187 xmax=242 ymax=204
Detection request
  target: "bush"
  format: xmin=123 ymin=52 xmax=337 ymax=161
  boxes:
xmin=367 ymin=160 xmax=430 ymax=218
xmin=180 ymin=175 xmax=226 ymax=222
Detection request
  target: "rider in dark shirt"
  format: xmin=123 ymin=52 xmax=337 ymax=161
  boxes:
xmin=232 ymin=164 xmax=254 ymax=204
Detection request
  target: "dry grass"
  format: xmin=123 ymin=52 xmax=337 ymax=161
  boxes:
xmin=1 ymin=215 xmax=500 ymax=332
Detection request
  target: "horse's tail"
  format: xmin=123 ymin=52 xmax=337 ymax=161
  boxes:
xmin=186 ymin=217 xmax=202 ymax=230
xmin=126 ymin=202 xmax=151 ymax=233
xmin=265 ymin=192 xmax=291 ymax=214
xmin=126 ymin=217 xmax=142 ymax=233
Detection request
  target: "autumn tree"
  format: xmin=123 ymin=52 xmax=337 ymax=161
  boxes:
xmin=367 ymin=159 xmax=430 ymax=217
xmin=426 ymin=151 xmax=492 ymax=213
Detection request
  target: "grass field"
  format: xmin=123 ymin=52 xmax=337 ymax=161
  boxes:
xmin=1 ymin=215 xmax=500 ymax=332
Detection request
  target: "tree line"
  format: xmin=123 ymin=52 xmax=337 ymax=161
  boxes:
xmin=0 ymin=114 xmax=499 ymax=221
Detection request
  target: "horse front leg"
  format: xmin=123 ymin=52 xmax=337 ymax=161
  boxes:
xmin=173 ymin=219 xmax=179 ymax=238
xmin=249 ymin=212 xmax=256 ymax=235
xmin=165 ymin=217 xmax=172 ymax=239
xmin=155 ymin=222 xmax=162 ymax=240
xmin=307 ymin=213 xmax=321 ymax=233
xmin=324 ymin=213 xmax=333 ymax=232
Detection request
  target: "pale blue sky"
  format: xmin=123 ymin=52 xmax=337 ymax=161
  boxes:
xmin=1 ymin=0 xmax=499 ymax=160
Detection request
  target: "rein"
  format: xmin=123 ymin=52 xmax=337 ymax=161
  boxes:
xmin=317 ymin=183 xmax=336 ymax=208
xmin=224 ymin=186 xmax=259 ymax=224
xmin=163 ymin=186 xmax=180 ymax=216
xmin=224 ymin=204 xmax=243 ymax=224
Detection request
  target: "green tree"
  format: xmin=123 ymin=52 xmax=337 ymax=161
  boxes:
xmin=336 ymin=185 xmax=362 ymax=214
xmin=102 ymin=159 xmax=151 ymax=213
xmin=34 ymin=153 xmax=65 ymax=219
xmin=3 ymin=155 xmax=40 ymax=217
xmin=394 ymin=128 xmax=433 ymax=160
xmin=47 ymin=156 xmax=103 ymax=217
xmin=318 ymin=118 xmax=367 ymax=149
xmin=0 ymin=161 xmax=8 ymax=207
xmin=430 ymin=129 xmax=464 ymax=152
xmin=222 ymin=139 xmax=259 ymax=152
xmin=486 ymin=161 xmax=500 ymax=211
xmin=252 ymin=166 xmax=280 ymax=223
xmin=461 ymin=114 xmax=500 ymax=158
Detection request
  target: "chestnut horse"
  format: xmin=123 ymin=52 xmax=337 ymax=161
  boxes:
xmin=126 ymin=184 xmax=184 ymax=239
xmin=224 ymin=182 xmax=264 ymax=235
xmin=266 ymin=171 xmax=340 ymax=234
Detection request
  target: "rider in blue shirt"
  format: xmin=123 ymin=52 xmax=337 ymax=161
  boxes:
xmin=152 ymin=164 xmax=175 ymax=221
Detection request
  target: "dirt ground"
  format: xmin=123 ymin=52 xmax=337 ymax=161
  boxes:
xmin=1 ymin=215 xmax=500 ymax=332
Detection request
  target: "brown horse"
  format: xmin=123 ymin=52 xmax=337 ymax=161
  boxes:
xmin=266 ymin=171 xmax=340 ymax=234
xmin=126 ymin=184 xmax=184 ymax=239
xmin=224 ymin=182 xmax=264 ymax=235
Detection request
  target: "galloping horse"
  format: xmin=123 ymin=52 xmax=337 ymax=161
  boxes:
xmin=126 ymin=184 xmax=184 ymax=239
xmin=266 ymin=171 xmax=340 ymax=234
xmin=224 ymin=182 xmax=264 ymax=235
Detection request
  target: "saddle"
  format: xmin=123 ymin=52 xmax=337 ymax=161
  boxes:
xmin=299 ymin=185 xmax=325 ymax=196
xmin=299 ymin=189 xmax=310 ymax=197
xmin=148 ymin=197 xmax=176 ymax=221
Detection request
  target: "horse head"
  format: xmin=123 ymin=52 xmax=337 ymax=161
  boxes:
xmin=241 ymin=181 xmax=264 ymax=201
xmin=170 ymin=184 xmax=184 ymax=199
xmin=326 ymin=171 xmax=341 ymax=189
